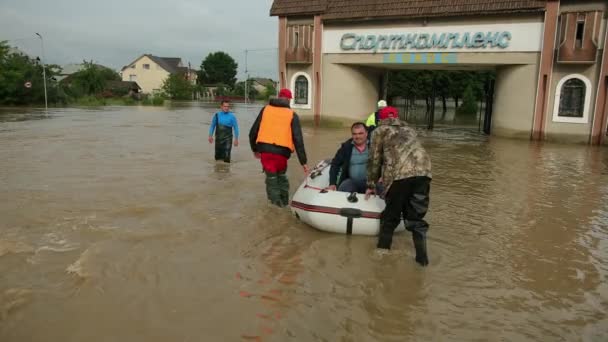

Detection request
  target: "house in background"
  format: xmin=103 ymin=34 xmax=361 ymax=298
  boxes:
xmin=56 ymin=63 xmax=114 ymax=82
xmin=121 ymin=54 xmax=198 ymax=94
xmin=250 ymin=77 xmax=278 ymax=94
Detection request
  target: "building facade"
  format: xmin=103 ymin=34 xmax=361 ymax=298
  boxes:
xmin=121 ymin=54 xmax=197 ymax=95
xmin=270 ymin=0 xmax=608 ymax=144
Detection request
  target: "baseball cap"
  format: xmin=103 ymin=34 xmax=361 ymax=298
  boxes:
xmin=278 ymin=88 xmax=293 ymax=99
xmin=377 ymin=100 xmax=387 ymax=108
xmin=378 ymin=106 xmax=399 ymax=120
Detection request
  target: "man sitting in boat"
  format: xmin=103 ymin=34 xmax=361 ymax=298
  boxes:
xmin=326 ymin=122 xmax=382 ymax=194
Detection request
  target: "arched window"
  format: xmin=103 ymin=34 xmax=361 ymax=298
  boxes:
xmin=295 ymin=76 xmax=308 ymax=105
xmin=558 ymin=79 xmax=585 ymax=117
xmin=552 ymin=74 xmax=592 ymax=124
xmin=291 ymin=72 xmax=312 ymax=109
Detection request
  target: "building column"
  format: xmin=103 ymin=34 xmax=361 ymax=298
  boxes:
xmin=590 ymin=23 xmax=608 ymax=145
xmin=532 ymin=0 xmax=560 ymax=141
xmin=313 ymin=15 xmax=323 ymax=126
xmin=278 ymin=17 xmax=287 ymax=89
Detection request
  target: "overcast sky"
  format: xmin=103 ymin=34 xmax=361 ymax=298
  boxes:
xmin=0 ymin=0 xmax=278 ymax=80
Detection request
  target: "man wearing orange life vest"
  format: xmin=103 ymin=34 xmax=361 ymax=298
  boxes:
xmin=249 ymin=88 xmax=309 ymax=207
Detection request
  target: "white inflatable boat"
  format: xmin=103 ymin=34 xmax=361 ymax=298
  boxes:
xmin=290 ymin=159 xmax=405 ymax=236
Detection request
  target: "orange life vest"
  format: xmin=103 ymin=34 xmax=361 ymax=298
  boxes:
xmin=256 ymin=105 xmax=295 ymax=152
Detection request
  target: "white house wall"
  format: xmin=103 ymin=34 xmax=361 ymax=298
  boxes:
xmin=121 ymin=55 xmax=170 ymax=94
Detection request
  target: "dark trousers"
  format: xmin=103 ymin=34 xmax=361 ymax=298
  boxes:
xmin=214 ymin=125 xmax=233 ymax=163
xmin=378 ymin=176 xmax=431 ymax=265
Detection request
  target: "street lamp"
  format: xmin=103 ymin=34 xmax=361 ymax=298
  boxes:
xmin=35 ymin=32 xmax=48 ymax=116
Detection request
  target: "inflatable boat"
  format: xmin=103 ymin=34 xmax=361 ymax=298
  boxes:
xmin=290 ymin=159 xmax=405 ymax=236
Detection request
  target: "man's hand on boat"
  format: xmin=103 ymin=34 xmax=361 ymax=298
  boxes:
xmin=365 ymin=188 xmax=376 ymax=200
xmin=303 ymin=164 xmax=310 ymax=174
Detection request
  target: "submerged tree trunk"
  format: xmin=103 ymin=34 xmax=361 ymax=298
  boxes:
xmin=441 ymin=95 xmax=447 ymax=120
xmin=454 ymin=97 xmax=459 ymax=108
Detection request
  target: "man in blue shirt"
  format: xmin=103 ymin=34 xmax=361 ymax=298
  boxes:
xmin=208 ymin=100 xmax=239 ymax=163
xmin=326 ymin=122 xmax=383 ymax=194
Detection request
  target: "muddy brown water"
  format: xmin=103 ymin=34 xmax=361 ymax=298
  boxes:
xmin=1 ymin=103 xmax=607 ymax=341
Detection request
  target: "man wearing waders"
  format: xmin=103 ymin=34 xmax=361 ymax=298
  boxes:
xmin=208 ymin=100 xmax=239 ymax=163
xmin=249 ymin=88 xmax=309 ymax=207
xmin=365 ymin=106 xmax=432 ymax=266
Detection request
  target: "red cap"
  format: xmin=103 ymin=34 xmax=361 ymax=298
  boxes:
xmin=278 ymin=88 xmax=293 ymax=99
xmin=379 ymin=106 xmax=399 ymax=120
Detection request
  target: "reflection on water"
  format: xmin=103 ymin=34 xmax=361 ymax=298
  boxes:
xmin=0 ymin=103 xmax=607 ymax=341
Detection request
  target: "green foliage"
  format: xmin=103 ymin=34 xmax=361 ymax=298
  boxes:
xmin=198 ymin=52 xmax=238 ymax=87
xmin=215 ymin=85 xmax=228 ymax=96
xmin=161 ymin=73 xmax=193 ymax=100
xmin=388 ymin=70 xmax=493 ymax=107
xmin=232 ymin=79 xmax=258 ymax=99
xmin=456 ymin=84 xmax=478 ymax=116
xmin=152 ymin=96 xmax=165 ymax=106
xmin=141 ymin=95 xmax=165 ymax=106
xmin=64 ymin=61 xmax=120 ymax=97
xmin=263 ymin=83 xmax=277 ymax=100
xmin=0 ymin=41 xmax=61 ymax=105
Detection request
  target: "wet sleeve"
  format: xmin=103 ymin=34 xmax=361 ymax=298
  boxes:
xmin=329 ymin=145 xmax=344 ymax=186
xmin=291 ymin=113 xmax=308 ymax=165
xmin=231 ymin=113 xmax=239 ymax=139
xmin=367 ymin=129 xmax=383 ymax=188
xmin=208 ymin=113 xmax=217 ymax=137
xmin=249 ymin=108 xmax=264 ymax=152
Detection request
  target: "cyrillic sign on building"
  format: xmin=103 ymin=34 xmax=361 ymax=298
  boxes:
xmin=323 ymin=23 xmax=543 ymax=53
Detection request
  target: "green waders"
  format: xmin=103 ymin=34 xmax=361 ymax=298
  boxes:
xmin=265 ymin=170 xmax=289 ymax=207
xmin=214 ymin=124 xmax=233 ymax=163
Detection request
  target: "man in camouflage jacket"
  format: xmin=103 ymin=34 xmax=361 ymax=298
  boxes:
xmin=365 ymin=106 xmax=432 ymax=266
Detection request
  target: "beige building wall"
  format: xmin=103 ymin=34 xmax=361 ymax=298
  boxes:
xmin=545 ymin=64 xmax=601 ymax=143
xmin=321 ymin=61 xmax=381 ymax=122
xmin=121 ymin=56 xmax=170 ymax=94
xmin=286 ymin=65 xmax=314 ymax=116
xmin=492 ymin=64 xmax=540 ymax=138
xmin=543 ymin=1 xmax=607 ymax=143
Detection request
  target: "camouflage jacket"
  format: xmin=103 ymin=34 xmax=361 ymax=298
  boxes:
xmin=366 ymin=118 xmax=432 ymax=192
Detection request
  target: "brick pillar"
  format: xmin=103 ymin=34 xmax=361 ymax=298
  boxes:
xmin=278 ymin=17 xmax=287 ymax=89
xmin=313 ymin=15 xmax=323 ymax=127
xmin=590 ymin=22 xmax=608 ymax=145
xmin=532 ymin=0 xmax=560 ymax=141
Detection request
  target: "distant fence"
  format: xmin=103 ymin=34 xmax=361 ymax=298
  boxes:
xmin=214 ymin=95 xmax=246 ymax=102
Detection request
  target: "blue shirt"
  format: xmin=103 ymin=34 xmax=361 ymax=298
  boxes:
xmin=209 ymin=111 xmax=239 ymax=138
xmin=348 ymin=145 xmax=368 ymax=182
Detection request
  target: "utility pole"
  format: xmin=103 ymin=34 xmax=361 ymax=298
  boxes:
xmin=244 ymin=49 xmax=248 ymax=104
xmin=35 ymin=33 xmax=48 ymax=116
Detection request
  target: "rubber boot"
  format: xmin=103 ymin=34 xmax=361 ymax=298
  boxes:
xmin=412 ymin=230 xmax=429 ymax=266
xmin=277 ymin=171 xmax=290 ymax=207
xmin=264 ymin=172 xmax=283 ymax=207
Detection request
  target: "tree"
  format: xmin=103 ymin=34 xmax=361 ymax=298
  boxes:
xmin=263 ymin=83 xmax=277 ymax=100
xmin=456 ymin=84 xmax=478 ymax=116
xmin=162 ymin=73 xmax=193 ymax=100
xmin=198 ymin=52 xmax=238 ymax=88
xmin=0 ymin=41 xmax=9 ymax=62
xmin=64 ymin=61 xmax=120 ymax=97
xmin=232 ymin=79 xmax=257 ymax=99
xmin=0 ymin=42 xmax=60 ymax=105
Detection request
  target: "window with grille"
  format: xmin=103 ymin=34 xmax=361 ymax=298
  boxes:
xmin=558 ymin=78 xmax=585 ymax=117
xmin=294 ymin=75 xmax=308 ymax=105
xmin=552 ymin=74 xmax=592 ymax=124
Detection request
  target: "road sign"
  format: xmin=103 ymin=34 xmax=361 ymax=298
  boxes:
xmin=24 ymin=81 xmax=32 ymax=88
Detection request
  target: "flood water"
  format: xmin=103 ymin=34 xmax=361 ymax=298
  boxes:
xmin=1 ymin=103 xmax=607 ymax=341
